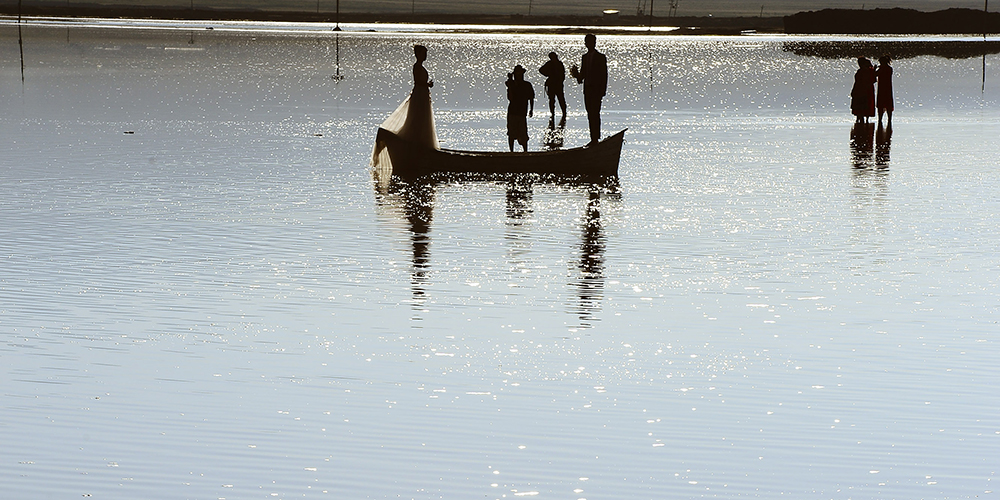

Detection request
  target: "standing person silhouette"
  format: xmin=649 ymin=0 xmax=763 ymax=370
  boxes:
xmin=505 ymin=65 xmax=535 ymax=152
xmin=875 ymin=56 xmax=893 ymax=127
xmin=570 ymin=34 xmax=608 ymax=145
xmin=373 ymin=44 xmax=439 ymax=169
xmin=396 ymin=44 xmax=439 ymax=149
xmin=851 ymin=57 xmax=875 ymax=124
xmin=539 ymin=52 xmax=567 ymax=124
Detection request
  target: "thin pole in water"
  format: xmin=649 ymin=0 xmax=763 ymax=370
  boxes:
xmin=18 ymin=0 xmax=24 ymax=84
xmin=333 ymin=33 xmax=344 ymax=82
xmin=648 ymin=0 xmax=653 ymax=30
xmin=334 ymin=0 xmax=341 ymax=30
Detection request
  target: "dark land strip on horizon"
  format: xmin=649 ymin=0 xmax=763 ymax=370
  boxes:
xmin=0 ymin=5 xmax=998 ymax=35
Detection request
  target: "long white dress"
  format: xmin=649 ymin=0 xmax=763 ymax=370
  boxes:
xmin=372 ymin=62 xmax=439 ymax=172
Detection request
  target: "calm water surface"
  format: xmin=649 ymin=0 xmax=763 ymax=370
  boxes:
xmin=1 ymin=21 xmax=999 ymax=499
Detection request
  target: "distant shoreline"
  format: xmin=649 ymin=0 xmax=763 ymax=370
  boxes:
xmin=0 ymin=5 xmax=997 ymax=35
xmin=0 ymin=5 xmax=783 ymax=35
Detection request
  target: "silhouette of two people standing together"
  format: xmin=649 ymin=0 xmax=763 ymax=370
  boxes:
xmin=851 ymin=55 xmax=893 ymax=126
xmin=505 ymin=33 xmax=609 ymax=151
xmin=850 ymin=56 xmax=893 ymax=169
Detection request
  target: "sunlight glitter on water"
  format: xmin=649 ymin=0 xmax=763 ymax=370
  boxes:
xmin=2 ymin=21 xmax=999 ymax=499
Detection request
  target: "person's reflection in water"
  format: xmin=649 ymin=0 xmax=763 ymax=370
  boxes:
xmin=850 ymin=122 xmax=875 ymax=169
xmin=543 ymin=116 xmax=566 ymax=150
xmin=505 ymin=176 xmax=535 ymax=271
xmin=850 ymin=128 xmax=890 ymax=263
xmin=875 ymin=122 xmax=892 ymax=168
xmin=401 ymin=181 xmax=435 ymax=311
xmin=373 ymin=177 xmax=436 ymax=316
xmin=572 ymin=188 xmax=607 ymax=328
xmin=505 ymin=176 xmax=534 ymax=221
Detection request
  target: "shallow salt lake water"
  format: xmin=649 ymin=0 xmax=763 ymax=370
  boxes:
xmin=1 ymin=20 xmax=999 ymax=499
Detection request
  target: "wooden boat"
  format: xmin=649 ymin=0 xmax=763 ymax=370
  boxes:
xmin=375 ymin=127 xmax=625 ymax=178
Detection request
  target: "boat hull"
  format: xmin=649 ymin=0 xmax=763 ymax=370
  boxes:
xmin=376 ymin=128 xmax=625 ymax=178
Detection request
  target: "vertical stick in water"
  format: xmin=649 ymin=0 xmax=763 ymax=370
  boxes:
xmin=18 ymin=0 xmax=24 ymax=84
xmin=332 ymin=32 xmax=344 ymax=82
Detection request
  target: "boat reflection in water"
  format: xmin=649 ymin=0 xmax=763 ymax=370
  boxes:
xmin=375 ymin=169 xmax=619 ymax=328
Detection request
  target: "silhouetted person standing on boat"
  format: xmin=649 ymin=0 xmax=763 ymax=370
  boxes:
xmin=395 ymin=44 xmax=439 ymax=149
xmin=539 ymin=52 xmax=567 ymax=123
xmin=875 ymin=55 xmax=893 ymax=127
xmin=570 ymin=33 xmax=608 ymax=145
xmin=505 ymin=65 xmax=535 ymax=152
xmin=851 ymin=57 xmax=875 ymax=124
xmin=372 ymin=44 xmax=439 ymax=169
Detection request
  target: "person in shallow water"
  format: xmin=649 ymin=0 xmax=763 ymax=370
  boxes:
xmin=538 ymin=51 xmax=567 ymax=123
xmin=875 ymin=55 xmax=894 ymax=127
xmin=395 ymin=44 xmax=439 ymax=149
xmin=505 ymin=65 xmax=535 ymax=152
xmin=851 ymin=57 xmax=876 ymax=124
xmin=570 ymin=33 xmax=608 ymax=145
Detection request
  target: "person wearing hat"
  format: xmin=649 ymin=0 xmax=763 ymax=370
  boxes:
xmin=505 ymin=64 xmax=535 ymax=152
